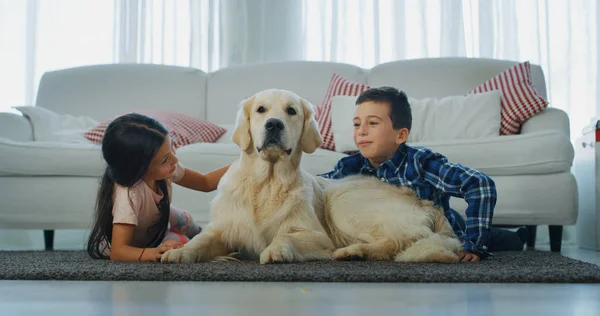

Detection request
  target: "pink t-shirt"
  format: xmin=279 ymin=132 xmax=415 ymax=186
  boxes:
xmin=112 ymin=163 xmax=185 ymax=247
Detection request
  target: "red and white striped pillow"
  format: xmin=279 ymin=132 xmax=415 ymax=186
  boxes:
xmin=316 ymin=74 xmax=370 ymax=151
xmin=468 ymin=61 xmax=548 ymax=135
xmin=84 ymin=110 xmax=227 ymax=148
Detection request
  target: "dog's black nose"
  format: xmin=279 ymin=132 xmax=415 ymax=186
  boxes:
xmin=265 ymin=118 xmax=284 ymax=131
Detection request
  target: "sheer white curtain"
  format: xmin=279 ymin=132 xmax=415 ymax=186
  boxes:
xmin=0 ymin=0 xmax=219 ymax=113
xmin=0 ymin=0 xmax=115 ymax=110
xmin=114 ymin=0 xmax=221 ymax=70
xmin=219 ymin=0 xmax=303 ymax=66
xmin=302 ymin=0 xmax=598 ymax=140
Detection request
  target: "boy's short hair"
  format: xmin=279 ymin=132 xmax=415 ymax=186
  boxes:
xmin=355 ymin=86 xmax=412 ymax=131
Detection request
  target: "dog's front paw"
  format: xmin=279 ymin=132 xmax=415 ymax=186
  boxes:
xmin=260 ymin=244 xmax=294 ymax=264
xmin=161 ymin=247 xmax=199 ymax=264
xmin=332 ymin=245 xmax=364 ymax=261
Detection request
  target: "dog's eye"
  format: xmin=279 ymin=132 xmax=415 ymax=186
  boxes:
xmin=257 ymin=106 xmax=266 ymax=113
xmin=286 ymin=107 xmax=297 ymax=115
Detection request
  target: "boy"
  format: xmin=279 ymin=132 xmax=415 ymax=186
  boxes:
xmin=318 ymin=87 xmax=527 ymax=261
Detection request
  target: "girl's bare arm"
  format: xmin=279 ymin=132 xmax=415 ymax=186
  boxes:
xmin=176 ymin=164 xmax=230 ymax=192
xmin=110 ymin=224 xmax=178 ymax=262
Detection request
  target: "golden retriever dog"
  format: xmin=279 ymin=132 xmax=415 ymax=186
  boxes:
xmin=161 ymin=89 xmax=462 ymax=264
xmin=161 ymin=89 xmax=335 ymax=264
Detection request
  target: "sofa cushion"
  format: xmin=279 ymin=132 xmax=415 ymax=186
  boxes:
xmin=35 ymin=64 xmax=208 ymax=121
xmin=410 ymin=91 xmax=502 ymax=142
xmin=0 ymin=138 xmax=105 ymax=177
xmin=366 ymin=58 xmax=547 ymax=101
xmin=449 ymin=172 xmax=577 ymax=225
xmin=330 ymin=91 xmax=502 ymax=153
xmin=0 ymin=140 xmax=346 ymax=177
xmin=468 ymin=61 xmax=548 ymax=135
xmin=176 ymin=143 xmax=347 ymax=178
xmin=206 ymin=61 xmax=367 ymax=126
xmin=367 ymin=59 xmax=549 ymax=137
xmin=0 ymin=129 xmax=571 ymax=178
xmin=412 ymin=130 xmax=573 ymax=176
xmin=84 ymin=110 xmax=227 ymax=149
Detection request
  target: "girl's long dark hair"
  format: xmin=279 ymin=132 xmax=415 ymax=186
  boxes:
xmin=87 ymin=113 xmax=171 ymax=259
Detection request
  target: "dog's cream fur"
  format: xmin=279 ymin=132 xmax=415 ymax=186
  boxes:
xmin=161 ymin=89 xmax=462 ymax=264
xmin=319 ymin=175 xmax=462 ymax=262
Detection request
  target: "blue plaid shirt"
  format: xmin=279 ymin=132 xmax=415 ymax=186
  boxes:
xmin=318 ymin=144 xmax=496 ymax=257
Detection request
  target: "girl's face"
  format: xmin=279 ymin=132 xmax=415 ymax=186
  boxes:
xmin=143 ymin=137 xmax=179 ymax=182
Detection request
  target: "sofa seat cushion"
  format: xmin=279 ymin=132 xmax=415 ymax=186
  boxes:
xmin=0 ymin=139 xmax=347 ymax=177
xmin=0 ymin=129 xmax=571 ymax=177
xmin=0 ymin=138 xmax=105 ymax=176
xmin=449 ymin=172 xmax=577 ymax=225
xmin=176 ymin=143 xmax=347 ymax=177
xmin=412 ymin=130 xmax=574 ymax=176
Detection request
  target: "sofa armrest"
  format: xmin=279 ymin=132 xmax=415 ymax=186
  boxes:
xmin=520 ymin=108 xmax=570 ymax=138
xmin=0 ymin=113 xmax=34 ymax=141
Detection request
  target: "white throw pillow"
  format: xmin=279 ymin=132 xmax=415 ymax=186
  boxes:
xmin=330 ymin=96 xmax=360 ymax=153
xmin=407 ymin=90 xmax=502 ymax=143
xmin=13 ymin=105 xmax=99 ymax=143
xmin=330 ymin=90 xmax=502 ymax=153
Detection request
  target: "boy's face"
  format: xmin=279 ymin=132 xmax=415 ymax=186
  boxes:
xmin=353 ymin=101 xmax=408 ymax=168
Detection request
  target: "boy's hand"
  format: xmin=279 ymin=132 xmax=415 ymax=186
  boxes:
xmin=458 ymin=251 xmax=480 ymax=262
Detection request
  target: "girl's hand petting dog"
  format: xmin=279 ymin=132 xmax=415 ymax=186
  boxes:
xmin=150 ymin=241 xmax=183 ymax=261
xmin=458 ymin=251 xmax=480 ymax=262
xmin=161 ymin=240 xmax=184 ymax=249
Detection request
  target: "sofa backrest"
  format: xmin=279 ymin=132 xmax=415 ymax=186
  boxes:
xmin=35 ymin=63 xmax=208 ymax=121
xmin=205 ymin=61 xmax=366 ymax=125
xmin=34 ymin=58 xmax=548 ymax=127
xmin=366 ymin=57 xmax=547 ymax=100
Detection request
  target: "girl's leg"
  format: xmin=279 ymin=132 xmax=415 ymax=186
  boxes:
xmin=169 ymin=205 xmax=201 ymax=238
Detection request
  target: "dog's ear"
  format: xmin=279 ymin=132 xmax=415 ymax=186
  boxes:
xmin=232 ymin=96 xmax=254 ymax=152
xmin=299 ymin=98 xmax=323 ymax=153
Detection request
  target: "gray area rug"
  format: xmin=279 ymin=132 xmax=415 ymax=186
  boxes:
xmin=1 ymin=250 xmax=599 ymax=283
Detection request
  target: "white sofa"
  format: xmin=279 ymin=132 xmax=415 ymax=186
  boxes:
xmin=0 ymin=58 xmax=576 ymax=252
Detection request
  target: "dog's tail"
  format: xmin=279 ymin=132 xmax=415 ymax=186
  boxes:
xmin=211 ymin=252 xmax=241 ymax=262
xmin=394 ymin=233 xmax=461 ymax=263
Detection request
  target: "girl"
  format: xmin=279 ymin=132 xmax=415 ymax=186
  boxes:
xmin=86 ymin=113 xmax=230 ymax=262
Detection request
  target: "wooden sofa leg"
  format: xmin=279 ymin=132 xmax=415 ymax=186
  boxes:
xmin=526 ymin=225 xmax=537 ymax=249
xmin=44 ymin=230 xmax=54 ymax=251
xmin=549 ymin=225 xmax=563 ymax=252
